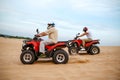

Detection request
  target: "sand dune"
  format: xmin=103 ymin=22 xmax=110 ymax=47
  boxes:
xmin=0 ymin=37 xmax=120 ymax=80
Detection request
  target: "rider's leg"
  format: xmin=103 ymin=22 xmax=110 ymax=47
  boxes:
xmin=39 ymin=39 xmax=54 ymax=54
xmin=39 ymin=41 xmax=45 ymax=54
xmin=81 ymin=38 xmax=92 ymax=50
xmin=82 ymin=39 xmax=86 ymax=47
xmin=82 ymin=38 xmax=92 ymax=47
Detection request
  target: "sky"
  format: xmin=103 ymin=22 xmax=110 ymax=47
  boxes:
xmin=0 ymin=0 xmax=120 ymax=46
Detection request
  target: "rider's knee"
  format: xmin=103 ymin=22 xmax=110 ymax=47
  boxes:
xmin=40 ymin=41 xmax=45 ymax=44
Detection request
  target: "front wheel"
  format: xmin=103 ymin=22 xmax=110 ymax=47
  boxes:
xmin=20 ymin=50 xmax=35 ymax=64
xmin=89 ymin=46 xmax=100 ymax=55
xmin=68 ymin=47 xmax=78 ymax=55
xmin=53 ymin=49 xmax=69 ymax=64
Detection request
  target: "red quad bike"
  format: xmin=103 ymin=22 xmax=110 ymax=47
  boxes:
xmin=20 ymin=29 xmax=69 ymax=64
xmin=67 ymin=33 xmax=100 ymax=55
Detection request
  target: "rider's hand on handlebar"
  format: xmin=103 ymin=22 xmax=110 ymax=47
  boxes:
xmin=35 ymin=34 xmax=40 ymax=37
xmin=75 ymin=36 xmax=80 ymax=39
xmin=76 ymin=36 xmax=79 ymax=38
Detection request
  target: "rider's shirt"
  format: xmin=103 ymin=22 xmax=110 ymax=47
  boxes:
xmin=86 ymin=31 xmax=92 ymax=39
xmin=45 ymin=27 xmax=58 ymax=43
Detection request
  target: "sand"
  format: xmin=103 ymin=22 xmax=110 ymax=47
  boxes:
xmin=0 ymin=37 xmax=120 ymax=80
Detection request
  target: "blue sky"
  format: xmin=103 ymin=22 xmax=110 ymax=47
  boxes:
xmin=0 ymin=0 xmax=120 ymax=46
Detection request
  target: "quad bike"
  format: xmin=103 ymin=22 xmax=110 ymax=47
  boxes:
xmin=20 ymin=29 xmax=69 ymax=64
xmin=67 ymin=33 xmax=100 ymax=55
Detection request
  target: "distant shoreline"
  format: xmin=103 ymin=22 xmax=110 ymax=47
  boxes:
xmin=0 ymin=37 xmax=119 ymax=46
xmin=0 ymin=33 xmax=31 ymax=39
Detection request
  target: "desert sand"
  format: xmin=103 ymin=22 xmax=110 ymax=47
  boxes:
xmin=0 ymin=37 xmax=120 ymax=80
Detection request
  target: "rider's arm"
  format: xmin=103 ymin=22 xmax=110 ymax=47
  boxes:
xmin=36 ymin=32 xmax=47 ymax=37
xmin=40 ymin=32 xmax=48 ymax=36
xmin=37 ymin=28 xmax=53 ymax=37
xmin=79 ymin=32 xmax=88 ymax=37
xmin=36 ymin=28 xmax=54 ymax=37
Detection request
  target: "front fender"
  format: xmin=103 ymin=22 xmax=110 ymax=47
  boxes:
xmin=26 ymin=41 xmax=40 ymax=53
xmin=73 ymin=40 xmax=82 ymax=47
xmin=22 ymin=43 xmax=35 ymax=51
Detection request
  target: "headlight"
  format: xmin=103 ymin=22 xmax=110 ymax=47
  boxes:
xmin=69 ymin=42 xmax=72 ymax=45
xmin=66 ymin=41 xmax=72 ymax=47
xmin=22 ymin=42 xmax=26 ymax=47
xmin=22 ymin=40 xmax=26 ymax=47
xmin=68 ymin=42 xmax=72 ymax=45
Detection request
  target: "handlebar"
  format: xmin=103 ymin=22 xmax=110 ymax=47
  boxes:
xmin=36 ymin=29 xmax=39 ymax=34
xmin=74 ymin=36 xmax=80 ymax=40
xmin=33 ymin=34 xmax=43 ymax=41
xmin=74 ymin=33 xmax=80 ymax=40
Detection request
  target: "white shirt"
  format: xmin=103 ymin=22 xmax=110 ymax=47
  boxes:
xmin=86 ymin=31 xmax=92 ymax=39
xmin=45 ymin=27 xmax=58 ymax=43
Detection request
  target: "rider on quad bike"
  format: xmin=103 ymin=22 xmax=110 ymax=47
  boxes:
xmin=20 ymin=23 xmax=69 ymax=64
xmin=35 ymin=23 xmax=58 ymax=55
xmin=67 ymin=27 xmax=100 ymax=55
xmin=78 ymin=27 xmax=92 ymax=49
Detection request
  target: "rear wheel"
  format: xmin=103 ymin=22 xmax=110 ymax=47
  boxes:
xmin=20 ymin=50 xmax=35 ymax=64
xmin=53 ymin=49 xmax=69 ymax=64
xmin=89 ymin=46 xmax=100 ymax=55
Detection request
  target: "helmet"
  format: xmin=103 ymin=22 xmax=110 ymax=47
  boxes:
xmin=51 ymin=23 xmax=55 ymax=27
xmin=47 ymin=23 xmax=55 ymax=29
xmin=83 ymin=27 xmax=88 ymax=32
xmin=48 ymin=23 xmax=55 ymax=27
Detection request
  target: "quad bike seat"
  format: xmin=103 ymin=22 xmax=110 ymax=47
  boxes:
xmin=47 ymin=41 xmax=68 ymax=46
xmin=86 ymin=39 xmax=99 ymax=43
xmin=58 ymin=41 xmax=68 ymax=43
xmin=47 ymin=43 xmax=55 ymax=46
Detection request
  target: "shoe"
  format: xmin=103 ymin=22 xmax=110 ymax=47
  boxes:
xmin=39 ymin=52 xmax=44 ymax=54
xmin=39 ymin=52 xmax=46 ymax=57
xmin=81 ymin=48 xmax=85 ymax=51
xmin=80 ymin=46 xmax=85 ymax=51
xmin=40 ymin=54 xmax=46 ymax=58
